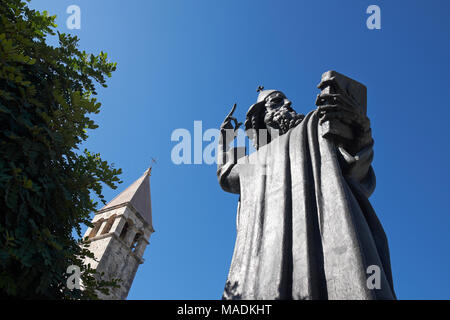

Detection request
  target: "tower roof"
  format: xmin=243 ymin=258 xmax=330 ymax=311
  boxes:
xmin=99 ymin=168 xmax=153 ymax=229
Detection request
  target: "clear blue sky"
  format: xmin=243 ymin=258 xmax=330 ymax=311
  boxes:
xmin=30 ymin=0 xmax=450 ymax=299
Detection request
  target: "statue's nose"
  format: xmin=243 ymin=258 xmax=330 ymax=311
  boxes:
xmin=284 ymin=99 xmax=291 ymax=107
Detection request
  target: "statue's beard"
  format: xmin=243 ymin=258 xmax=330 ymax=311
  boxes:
xmin=264 ymin=105 xmax=304 ymax=136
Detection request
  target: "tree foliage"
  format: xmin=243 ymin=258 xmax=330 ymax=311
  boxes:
xmin=0 ymin=0 xmax=122 ymax=299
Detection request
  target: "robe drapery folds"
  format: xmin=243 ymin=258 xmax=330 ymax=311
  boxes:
xmin=217 ymin=110 xmax=396 ymax=300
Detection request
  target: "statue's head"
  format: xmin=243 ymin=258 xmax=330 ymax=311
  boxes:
xmin=244 ymin=88 xmax=304 ymax=149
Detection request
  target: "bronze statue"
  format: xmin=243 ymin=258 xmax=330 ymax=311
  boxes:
xmin=217 ymin=71 xmax=396 ymax=300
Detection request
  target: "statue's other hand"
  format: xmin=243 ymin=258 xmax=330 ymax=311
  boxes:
xmin=316 ymin=93 xmax=367 ymax=128
xmin=316 ymin=93 xmax=373 ymax=151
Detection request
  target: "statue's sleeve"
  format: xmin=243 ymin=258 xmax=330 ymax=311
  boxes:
xmin=217 ymin=147 xmax=242 ymax=195
xmin=337 ymin=143 xmax=376 ymax=198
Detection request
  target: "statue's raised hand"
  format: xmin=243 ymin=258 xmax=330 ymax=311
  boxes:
xmin=220 ymin=103 xmax=242 ymax=132
xmin=219 ymin=103 xmax=243 ymax=151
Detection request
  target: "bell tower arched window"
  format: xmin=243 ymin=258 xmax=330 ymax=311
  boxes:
xmin=101 ymin=214 xmax=117 ymax=235
xmin=88 ymin=218 xmax=104 ymax=239
xmin=119 ymin=221 xmax=129 ymax=240
xmin=131 ymin=233 xmax=142 ymax=252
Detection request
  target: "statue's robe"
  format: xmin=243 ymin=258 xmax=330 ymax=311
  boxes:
xmin=217 ymin=110 xmax=396 ymax=300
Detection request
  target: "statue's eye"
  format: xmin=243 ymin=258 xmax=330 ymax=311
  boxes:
xmin=272 ymin=97 xmax=282 ymax=104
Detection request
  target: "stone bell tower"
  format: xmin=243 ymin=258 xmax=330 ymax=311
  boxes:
xmin=83 ymin=168 xmax=155 ymax=300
